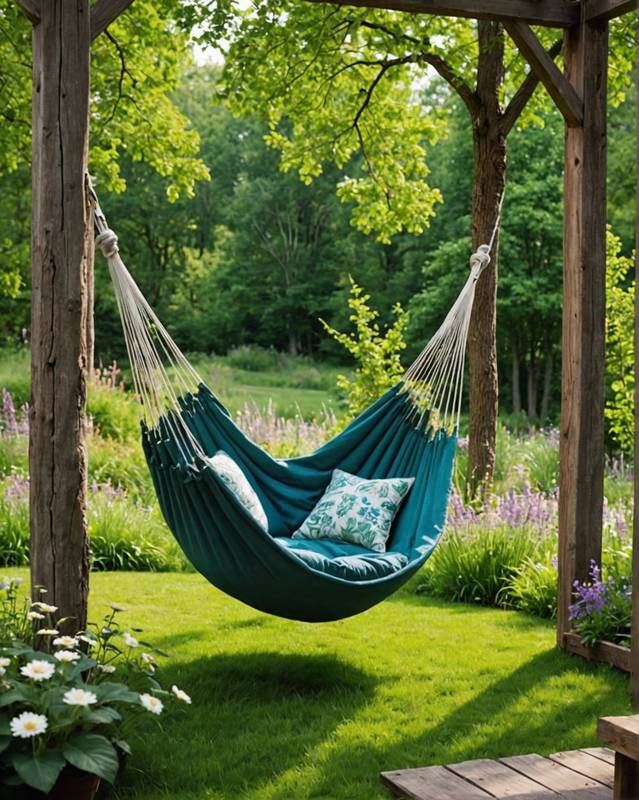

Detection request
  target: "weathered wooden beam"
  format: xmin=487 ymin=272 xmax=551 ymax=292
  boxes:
xmin=305 ymin=0 xmax=579 ymax=27
xmin=586 ymin=0 xmax=636 ymax=23
xmin=16 ymin=0 xmax=40 ymax=24
xmin=30 ymin=1 xmax=91 ymax=631
xmin=564 ymin=633 xmax=630 ymax=672
xmin=90 ymin=0 xmax=135 ymax=41
xmin=557 ymin=17 xmax=608 ymax=648
xmin=631 ymin=21 xmax=639 ymax=710
xmin=503 ymin=21 xmax=583 ymax=127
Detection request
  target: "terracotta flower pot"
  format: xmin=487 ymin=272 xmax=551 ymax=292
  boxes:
xmin=27 ymin=767 xmax=101 ymax=800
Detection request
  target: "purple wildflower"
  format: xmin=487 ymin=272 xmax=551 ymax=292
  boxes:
xmin=2 ymin=389 xmax=17 ymax=435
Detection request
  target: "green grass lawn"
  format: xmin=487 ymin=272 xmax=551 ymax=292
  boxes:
xmin=5 ymin=569 xmax=630 ymax=800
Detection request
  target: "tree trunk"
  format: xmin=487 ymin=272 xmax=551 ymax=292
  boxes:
xmin=466 ymin=20 xmax=506 ymax=496
xmin=541 ymin=346 xmax=553 ymax=422
xmin=30 ymin=0 xmax=91 ymax=632
xmin=511 ymin=342 xmax=521 ymax=415
xmin=527 ymin=347 xmax=537 ymax=419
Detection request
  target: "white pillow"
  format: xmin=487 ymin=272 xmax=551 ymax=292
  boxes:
xmin=207 ymin=450 xmax=268 ymax=531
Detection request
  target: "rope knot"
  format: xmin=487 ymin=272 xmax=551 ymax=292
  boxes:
xmin=469 ymin=244 xmax=491 ymax=273
xmin=95 ymin=229 xmax=119 ymax=258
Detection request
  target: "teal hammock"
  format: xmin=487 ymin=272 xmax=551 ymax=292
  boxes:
xmin=93 ymin=188 xmax=494 ymax=622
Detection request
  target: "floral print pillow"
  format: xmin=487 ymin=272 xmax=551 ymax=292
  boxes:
xmin=292 ymin=469 xmax=414 ymax=553
xmin=207 ymin=450 xmax=269 ymax=531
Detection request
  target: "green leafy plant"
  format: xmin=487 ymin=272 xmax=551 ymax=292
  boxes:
xmin=605 ymin=229 xmax=635 ymax=453
xmin=0 ymin=579 xmax=191 ymax=795
xmin=504 ymin=554 xmax=557 ymax=618
xmin=321 ymin=279 xmax=408 ymax=418
xmin=417 ymin=528 xmax=539 ymax=607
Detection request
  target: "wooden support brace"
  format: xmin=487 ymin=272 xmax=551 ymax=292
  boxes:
xmin=305 ymin=0 xmax=580 ymax=27
xmin=586 ymin=0 xmax=637 ymax=23
xmin=16 ymin=0 xmax=40 ymax=24
xmin=91 ymin=0 xmax=135 ymax=40
xmin=557 ymin=17 xmax=608 ymax=647
xmin=503 ymin=21 xmax=583 ymax=128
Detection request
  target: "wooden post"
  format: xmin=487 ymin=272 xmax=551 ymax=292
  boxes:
xmin=631 ymin=18 xmax=639 ymax=708
xmin=29 ymin=0 xmax=92 ymax=630
xmin=557 ymin=14 xmax=608 ymax=646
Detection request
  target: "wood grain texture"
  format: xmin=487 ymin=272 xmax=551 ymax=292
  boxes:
xmin=447 ymin=758 xmax=553 ymax=798
xmin=633 ymin=19 xmax=639 ymax=711
xmin=564 ymin=633 xmax=631 ymax=672
xmin=500 ymin=754 xmax=609 ymax=798
xmin=30 ymin=1 xmax=91 ymax=631
xmin=582 ymin=748 xmax=617 ymax=766
xmin=549 ymin=750 xmax=615 ymax=788
xmin=90 ymin=0 xmax=135 ymax=40
xmin=585 ymin=0 xmax=636 ymax=23
xmin=16 ymin=0 xmax=40 ymax=24
xmin=305 ymin=0 xmax=580 ymax=26
xmin=380 ymin=766 xmax=492 ymax=799
xmin=557 ymin=17 xmax=608 ymax=648
xmin=502 ymin=21 xmax=583 ymax=127
xmin=598 ymin=716 xmax=639 ymax=761
xmin=613 ymin=752 xmax=639 ymax=800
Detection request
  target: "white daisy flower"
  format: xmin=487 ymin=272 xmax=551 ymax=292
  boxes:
xmin=32 ymin=602 xmax=58 ymax=613
xmin=53 ymin=636 xmax=79 ymax=649
xmin=109 ymin=603 xmax=127 ymax=612
xmin=122 ymin=632 xmax=139 ymax=648
xmin=139 ymin=693 xmax=163 ymax=715
xmin=36 ymin=629 xmax=59 ymax=636
xmin=78 ymin=634 xmax=97 ymax=646
xmin=97 ymin=664 xmax=116 ymax=674
xmin=20 ymin=660 xmax=56 ymax=681
xmin=140 ymin=653 xmax=155 ymax=672
xmin=0 ymin=579 xmax=10 ymax=591
xmin=0 ymin=657 xmax=11 ymax=668
xmin=171 ymin=685 xmax=192 ymax=704
xmin=27 ymin=611 xmax=45 ymax=621
xmin=10 ymin=712 xmax=48 ymax=739
xmin=63 ymin=688 xmax=97 ymax=706
xmin=54 ymin=650 xmax=80 ymax=663
xmin=11 ymin=577 xmax=23 ymax=586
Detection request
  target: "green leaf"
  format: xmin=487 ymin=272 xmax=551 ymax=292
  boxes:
xmin=95 ymin=683 xmax=140 ymax=705
xmin=113 ymin=738 xmax=131 ymax=756
xmin=85 ymin=706 xmax=122 ymax=725
xmin=63 ymin=734 xmax=119 ymax=784
xmin=0 ymin=735 xmax=10 ymax=754
xmin=10 ymin=750 xmax=65 ymax=794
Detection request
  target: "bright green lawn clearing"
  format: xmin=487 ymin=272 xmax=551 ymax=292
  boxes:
xmin=5 ymin=569 xmax=630 ymax=800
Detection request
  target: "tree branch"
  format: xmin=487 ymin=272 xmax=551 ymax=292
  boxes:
xmin=502 ymin=38 xmax=562 ymax=135
xmin=420 ymin=52 xmax=480 ymax=120
xmin=91 ymin=0 xmax=135 ymax=41
xmin=15 ymin=0 xmax=40 ymax=25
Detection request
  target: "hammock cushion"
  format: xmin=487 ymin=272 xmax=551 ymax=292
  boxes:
xmin=292 ymin=468 xmax=414 ymax=552
xmin=275 ymin=537 xmax=409 ymax=581
xmin=207 ymin=449 xmax=268 ymax=530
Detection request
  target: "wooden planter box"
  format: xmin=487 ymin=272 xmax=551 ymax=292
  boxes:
xmin=564 ymin=632 xmax=630 ymax=672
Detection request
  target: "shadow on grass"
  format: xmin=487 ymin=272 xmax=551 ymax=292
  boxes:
xmin=304 ymin=647 xmax=630 ymax=800
xmin=117 ymin=651 xmax=377 ymax=799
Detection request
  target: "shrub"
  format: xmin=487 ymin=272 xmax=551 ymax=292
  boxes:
xmin=224 ymin=345 xmax=282 ymax=373
xmin=505 ymin=555 xmax=557 ymax=618
xmin=321 ymin=279 xmax=407 ymax=418
xmin=418 ymin=527 xmax=540 ymax=607
xmin=88 ymin=486 xmax=187 ymax=572
xmin=524 ymin=431 xmax=560 ymax=494
xmin=88 ymin=434 xmax=153 ymax=503
xmin=87 ymin=382 xmax=141 ymax=444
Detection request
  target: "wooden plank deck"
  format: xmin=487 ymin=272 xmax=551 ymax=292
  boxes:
xmin=380 ymin=748 xmax=615 ymax=799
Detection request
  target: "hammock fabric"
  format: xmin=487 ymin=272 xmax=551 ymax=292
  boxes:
xmin=92 ymin=185 xmax=494 ymax=622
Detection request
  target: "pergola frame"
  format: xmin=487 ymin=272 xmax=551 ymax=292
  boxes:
xmin=15 ymin=0 xmax=638 ymax=696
